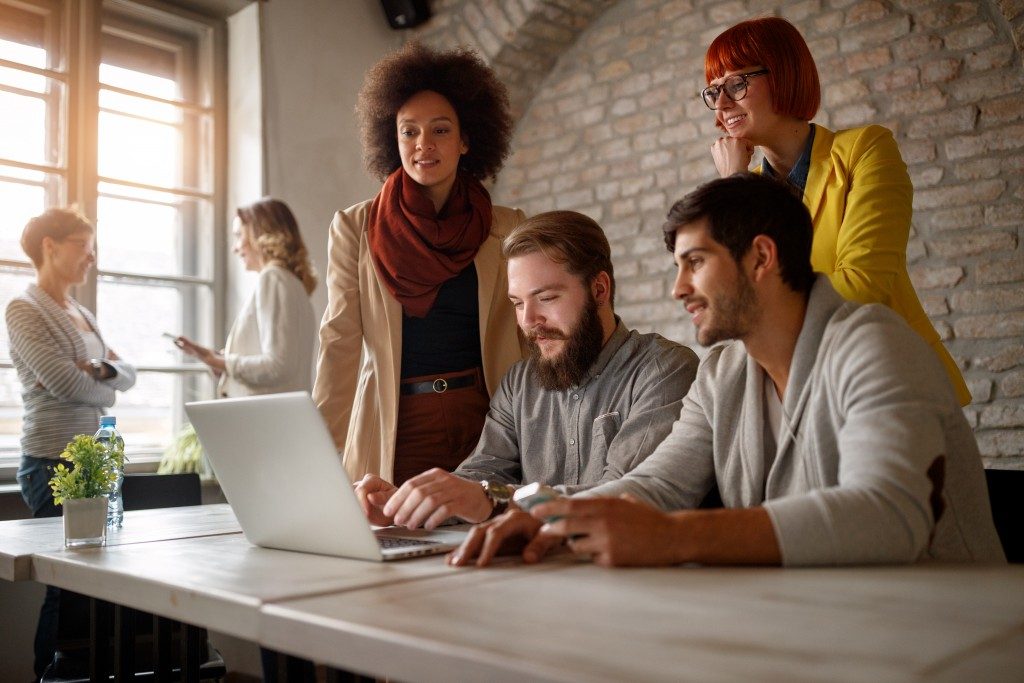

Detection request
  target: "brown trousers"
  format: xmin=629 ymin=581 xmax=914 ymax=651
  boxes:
xmin=392 ymin=367 xmax=489 ymax=486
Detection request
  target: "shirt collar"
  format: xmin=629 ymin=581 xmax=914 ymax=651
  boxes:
xmin=760 ymin=123 xmax=816 ymax=195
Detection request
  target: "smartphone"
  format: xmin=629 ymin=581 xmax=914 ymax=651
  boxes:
xmin=513 ymin=483 xmax=581 ymax=538
xmin=513 ymin=482 xmax=560 ymax=512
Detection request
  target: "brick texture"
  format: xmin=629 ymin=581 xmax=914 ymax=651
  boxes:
xmin=414 ymin=0 xmax=1024 ymax=466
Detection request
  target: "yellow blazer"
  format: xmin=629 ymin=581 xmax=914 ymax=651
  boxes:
xmin=803 ymin=124 xmax=970 ymax=404
xmin=313 ymin=199 xmax=527 ymax=483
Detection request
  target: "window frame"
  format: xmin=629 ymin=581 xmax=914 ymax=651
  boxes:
xmin=0 ymin=0 xmax=227 ymax=481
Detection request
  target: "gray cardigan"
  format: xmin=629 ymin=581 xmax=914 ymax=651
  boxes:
xmin=587 ymin=277 xmax=1004 ymax=566
xmin=6 ymin=284 xmax=136 ymax=459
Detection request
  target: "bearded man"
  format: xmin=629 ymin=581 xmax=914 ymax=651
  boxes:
xmin=354 ymin=210 xmax=700 ymax=529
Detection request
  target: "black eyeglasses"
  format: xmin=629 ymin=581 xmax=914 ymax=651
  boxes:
xmin=701 ymin=69 xmax=770 ymax=110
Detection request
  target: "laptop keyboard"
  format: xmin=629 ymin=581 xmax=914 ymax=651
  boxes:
xmin=377 ymin=535 xmax=442 ymax=550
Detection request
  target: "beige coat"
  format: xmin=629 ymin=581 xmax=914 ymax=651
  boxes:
xmin=313 ymin=199 xmax=527 ymax=483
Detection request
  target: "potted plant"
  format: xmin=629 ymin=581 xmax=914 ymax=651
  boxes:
xmin=158 ymin=423 xmax=208 ymax=476
xmin=50 ymin=434 xmax=125 ymax=548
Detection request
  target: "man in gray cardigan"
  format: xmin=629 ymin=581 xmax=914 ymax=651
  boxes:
xmin=452 ymin=174 xmax=1004 ymax=568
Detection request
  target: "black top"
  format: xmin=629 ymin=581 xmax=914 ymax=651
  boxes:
xmin=400 ymin=262 xmax=483 ymax=378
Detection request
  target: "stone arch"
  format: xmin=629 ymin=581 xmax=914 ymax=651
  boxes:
xmin=410 ymin=0 xmax=619 ymax=119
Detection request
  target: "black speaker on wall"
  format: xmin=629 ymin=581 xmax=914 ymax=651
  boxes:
xmin=380 ymin=0 xmax=431 ymax=29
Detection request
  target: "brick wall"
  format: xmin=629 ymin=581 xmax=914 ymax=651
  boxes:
xmin=413 ymin=0 xmax=1024 ymax=468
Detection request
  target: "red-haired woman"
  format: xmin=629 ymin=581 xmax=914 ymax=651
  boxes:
xmin=703 ymin=16 xmax=969 ymax=404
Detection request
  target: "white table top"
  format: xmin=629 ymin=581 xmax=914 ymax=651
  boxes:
xmin=30 ymin=531 xmax=465 ymax=640
xmin=260 ymin=560 xmax=1024 ymax=683
xmin=0 ymin=503 xmax=240 ymax=581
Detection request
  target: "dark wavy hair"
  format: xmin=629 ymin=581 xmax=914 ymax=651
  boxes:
xmin=357 ymin=42 xmax=513 ymax=182
xmin=663 ymin=173 xmax=816 ymax=295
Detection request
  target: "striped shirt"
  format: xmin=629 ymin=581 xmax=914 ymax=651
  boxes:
xmin=6 ymin=284 xmax=136 ymax=459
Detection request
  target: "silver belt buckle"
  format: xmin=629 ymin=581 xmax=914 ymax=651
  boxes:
xmin=432 ymin=378 xmax=448 ymax=393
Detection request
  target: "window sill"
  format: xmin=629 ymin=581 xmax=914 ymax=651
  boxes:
xmin=0 ymin=452 xmax=165 ymax=487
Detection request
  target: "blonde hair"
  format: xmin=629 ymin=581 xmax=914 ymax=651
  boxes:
xmin=236 ymin=198 xmax=318 ymax=295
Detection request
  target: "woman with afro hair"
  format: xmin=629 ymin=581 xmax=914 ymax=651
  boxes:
xmin=313 ymin=43 xmax=527 ymax=487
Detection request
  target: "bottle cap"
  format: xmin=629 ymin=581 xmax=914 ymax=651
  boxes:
xmin=100 ymin=415 xmax=116 ymax=426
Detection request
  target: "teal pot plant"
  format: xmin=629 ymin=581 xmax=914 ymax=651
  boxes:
xmin=50 ymin=434 xmax=125 ymax=548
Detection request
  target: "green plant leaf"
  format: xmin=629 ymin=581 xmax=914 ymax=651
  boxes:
xmin=50 ymin=434 xmax=125 ymax=503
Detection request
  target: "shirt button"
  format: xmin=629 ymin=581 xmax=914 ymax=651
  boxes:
xmin=572 ymin=394 xmax=579 ymax=400
xmin=569 ymin=439 xmax=576 ymax=445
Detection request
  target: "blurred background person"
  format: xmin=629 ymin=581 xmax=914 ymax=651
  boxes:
xmin=174 ymin=198 xmax=317 ymax=397
xmin=314 ymin=43 xmax=525 ymax=487
xmin=701 ymin=16 xmax=970 ymax=404
xmin=6 ymin=207 xmax=137 ymax=680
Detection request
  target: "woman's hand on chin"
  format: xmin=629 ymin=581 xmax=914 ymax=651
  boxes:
xmin=711 ymin=136 xmax=755 ymax=177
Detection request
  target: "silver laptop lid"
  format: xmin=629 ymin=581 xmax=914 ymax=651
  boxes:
xmin=185 ymin=392 xmax=387 ymax=560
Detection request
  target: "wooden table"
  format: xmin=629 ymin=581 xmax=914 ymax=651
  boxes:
xmin=6 ymin=508 xmax=1023 ymax=682
xmin=260 ymin=561 xmax=1024 ymax=682
xmin=30 ymin=529 xmax=466 ymax=641
xmin=0 ymin=503 xmax=240 ymax=581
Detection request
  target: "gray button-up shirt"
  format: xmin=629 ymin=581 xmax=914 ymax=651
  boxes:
xmin=454 ymin=320 xmax=699 ymax=493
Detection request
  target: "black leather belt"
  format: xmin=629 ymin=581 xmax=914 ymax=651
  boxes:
xmin=400 ymin=374 xmax=476 ymax=395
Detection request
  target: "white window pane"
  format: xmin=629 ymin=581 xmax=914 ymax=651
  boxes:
xmin=100 ymin=63 xmax=176 ymax=100
xmin=0 ymin=270 xmax=36 ymax=361
xmin=112 ymin=370 xmax=214 ymax=456
xmin=98 ymin=111 xmax=181 ymax=187
xmin=96 ymin=190 xmax=213 ymax=279
xmin=0 ymin=175 xmax=52 ymax=260
xmin=0 ymin=88 xmax=62 ymax=167
xmin=0 ymin=368 xmax=23 ymax=458
xmin=95 ymin=280 xmax=214 ymax=368
xmin=0 ymin=37 xmax=46 ymax=72
xmin=100 ymin=87 xmax=183 ymax=124
xmin=0 ymin=63 xmax=47 ymax=92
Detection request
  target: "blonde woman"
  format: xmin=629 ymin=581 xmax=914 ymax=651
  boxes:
xmin=175 ymin=198 xmax=317 ymax=396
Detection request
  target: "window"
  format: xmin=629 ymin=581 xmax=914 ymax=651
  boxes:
xmin=0 ymin=0 xmax=225 ymax=477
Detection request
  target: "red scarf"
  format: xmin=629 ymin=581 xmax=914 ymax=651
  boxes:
xmin=368 ymin=168 xmax=492 ymax=318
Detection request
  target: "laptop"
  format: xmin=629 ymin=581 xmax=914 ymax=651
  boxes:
xmin=185 ymin=392 xmax=466 ymax=561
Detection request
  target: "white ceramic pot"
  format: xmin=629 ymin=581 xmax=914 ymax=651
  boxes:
xmin=63 ymin=496 xmax=109 ymax=548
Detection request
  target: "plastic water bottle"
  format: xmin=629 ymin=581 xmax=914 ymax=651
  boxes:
xmin=96 ymin=415 xmax=125 ymax=528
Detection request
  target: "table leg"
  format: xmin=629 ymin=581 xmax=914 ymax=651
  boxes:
xmin=90 ymin=598 xmax=113 ymax=681
xmin=153 ymin=614 xmax=173 ymax=682
xmin=182 ymin=623 xmax=202 ymax=683
xmin=114 ymin=604 xmax=136 ymax=682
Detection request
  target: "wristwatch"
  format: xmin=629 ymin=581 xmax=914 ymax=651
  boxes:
xmin=89 ymin=359 xmax=106 ymax=379
xmin=89 ymin=359 xmax=113 ymax=380
xmin=479 ymin=480 xmax=514 ymax=516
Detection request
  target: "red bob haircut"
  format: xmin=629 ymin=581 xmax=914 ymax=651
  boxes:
xmin=704 ymin=17 xmax=820 ymax=122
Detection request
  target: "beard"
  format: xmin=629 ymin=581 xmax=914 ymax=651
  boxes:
xmin=694 ymin=271 xmax=759 ymax=346
xmin=527 ymin=296 xmax=605 ymax=391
